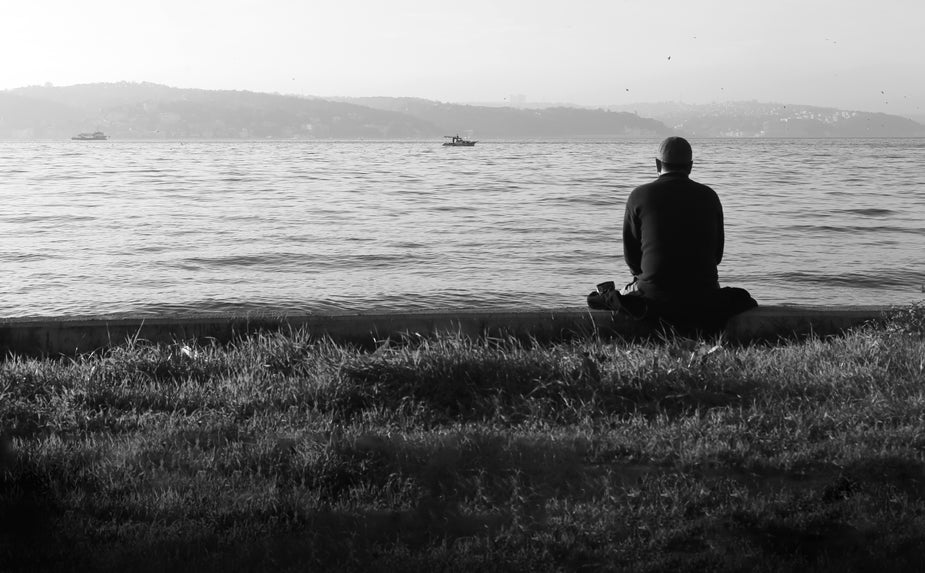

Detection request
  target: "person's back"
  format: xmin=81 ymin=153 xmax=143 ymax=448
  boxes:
xmin=621 ymin=136 xmax=723 ymax=301
xmin=622 ymin=170 xmax=723 ymax=299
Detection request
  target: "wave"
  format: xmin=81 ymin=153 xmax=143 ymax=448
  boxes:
xmin=4 ymin=138 xmax=925 ymax=316
xmin=776 ymin=269 xmax=925 ymax=289
xmin=780 ymin=224 xmax=922 ymax=235
xmin=837 ymin=208 xmax=896 ymax=217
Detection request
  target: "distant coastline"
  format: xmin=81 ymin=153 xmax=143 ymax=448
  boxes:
xmin=2 ymin=82 xmax=923 ymax=140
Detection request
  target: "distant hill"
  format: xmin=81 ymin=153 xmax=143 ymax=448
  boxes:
xmin=2 ymin=83 xmax=440 ymax=139
xmin=0 ymin=92 xmax=86 ymax=138
xmin=332 ymin=97 xmax=670 ymax=138
xmin=1 ymin=83 xmax=670 ymax=140
xmin=606 ymin=101 xmax=925 ymax=138
xmin=2 ymin=83 xmax=922 ymax=139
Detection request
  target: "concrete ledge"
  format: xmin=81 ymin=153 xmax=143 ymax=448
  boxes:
xmin=0 ymin=305 xmax=895 ymax=357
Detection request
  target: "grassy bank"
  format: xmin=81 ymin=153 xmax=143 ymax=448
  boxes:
xmin=2 ymin=307 xmax=925 ymax=572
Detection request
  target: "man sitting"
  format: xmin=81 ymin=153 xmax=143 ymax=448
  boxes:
xmin=589 ymin=136 xmax=756 ymax=331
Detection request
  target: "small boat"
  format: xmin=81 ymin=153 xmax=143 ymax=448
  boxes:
xmin=71 ymin=131 xmax=109 ymax=141
xmin=443 ymin=134 xmax=476 ymax=147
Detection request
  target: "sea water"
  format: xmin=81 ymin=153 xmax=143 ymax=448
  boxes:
xmin=2 ymin=138 xmax=923 ymax=317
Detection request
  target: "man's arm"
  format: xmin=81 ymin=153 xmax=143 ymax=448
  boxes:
xmin=622 ymin=203 xmax=643 ymax=276
xmin=715 ymin=198 xmax=725 ymax=265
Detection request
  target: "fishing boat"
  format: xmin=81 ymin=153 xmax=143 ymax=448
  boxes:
xmin=443 ymin=134 xmax=476 ymax=147
xmin=71 ymin=131 xmax=109 ymax=141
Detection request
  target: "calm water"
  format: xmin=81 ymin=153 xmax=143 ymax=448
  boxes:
xmin=2 ymin=138 xmax=923 ymax=318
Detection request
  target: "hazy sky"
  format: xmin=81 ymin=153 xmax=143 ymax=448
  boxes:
xmin=5 ymin=0 xmax=923 ymax=114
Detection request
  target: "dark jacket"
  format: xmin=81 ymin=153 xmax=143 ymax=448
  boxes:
xmin=622 ymin=172 xmax=724 ymax=299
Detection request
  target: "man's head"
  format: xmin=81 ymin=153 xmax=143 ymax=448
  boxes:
xmin=656 ymin=136 xmax=693 ymax=174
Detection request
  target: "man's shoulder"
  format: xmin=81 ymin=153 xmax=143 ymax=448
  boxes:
xmin=672 ymin=175 xmax=718 ymax=195
xmin=689 ymin=178 xmax=718 ymax=193
xmin=687 ymin=176 xmax=712 ymax=187
xmin=629 ymin=175 xmax=720 ymax=205
xmin=630 ymin=177 xmax=661 ymax=194
xmin=631 ymin=174 xmax=701 ymax=193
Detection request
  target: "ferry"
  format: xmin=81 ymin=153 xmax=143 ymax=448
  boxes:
xmin=72 ymin=131 xmax=109 ymax=141
xmin=443 ymin=134 xmax=476 ymax=147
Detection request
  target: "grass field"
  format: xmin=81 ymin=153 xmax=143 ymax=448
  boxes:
xmin=2 ymin=306 xmax=925 ymax=572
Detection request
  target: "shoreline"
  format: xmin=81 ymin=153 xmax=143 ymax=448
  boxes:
xmin=0 ymin=305 xmax=894 ymax=356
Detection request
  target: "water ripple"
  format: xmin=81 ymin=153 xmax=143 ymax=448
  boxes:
xmin=2 ymin=138 xmax=925 ymax=316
